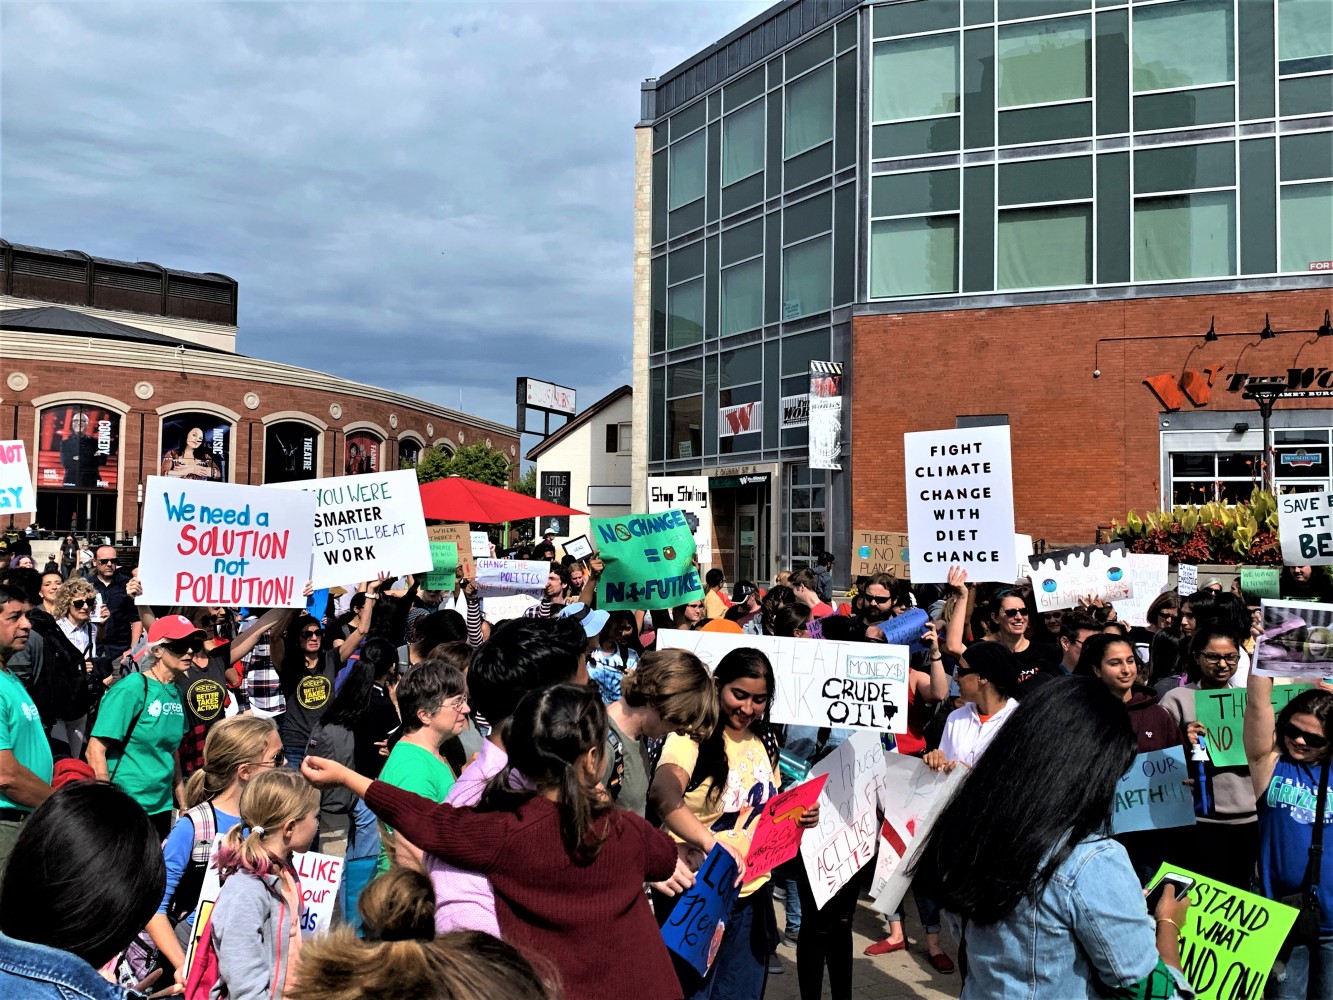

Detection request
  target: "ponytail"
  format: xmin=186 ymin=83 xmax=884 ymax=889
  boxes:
xmin=214 ymin=769 xmax=318 ymax=876
xmin=183 ymin=716 xmax=277 ymax=809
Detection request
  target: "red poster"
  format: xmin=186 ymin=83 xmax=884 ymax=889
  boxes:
xmin=36 ymin=404 xmax=120 ymax=491
xmin=743 ymin=773 xmax=828 ymax=881
xmin=344 ymin=432 xmax=381 ymax=476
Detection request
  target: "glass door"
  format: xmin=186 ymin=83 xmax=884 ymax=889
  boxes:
xmin=737 ymin=505 xmax=757 ymax=583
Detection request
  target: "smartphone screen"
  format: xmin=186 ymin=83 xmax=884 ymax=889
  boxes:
xmin=1145 ymin=873 xmax=1194 ymax=912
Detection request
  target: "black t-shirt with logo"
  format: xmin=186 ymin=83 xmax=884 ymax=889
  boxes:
xmin=281 ymin=649 xmax=340 ymax=751
xmin=177 ymin=648 xmax=234 ymax=777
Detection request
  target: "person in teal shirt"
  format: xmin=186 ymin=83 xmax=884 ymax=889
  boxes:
xmin=89 ymin=615 xmax=198 ymax=838
xmin=376 ymin=659 xmax=469 ymax=873
xmin=0 ymin=584 xmax=54 ymax=878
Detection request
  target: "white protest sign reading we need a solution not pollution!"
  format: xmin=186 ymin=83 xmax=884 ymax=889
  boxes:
xmin=138 ymin=477 xmax=314 ymax=608
xmin=904 ymin=425 xmax=1015 ymax=583
xmin=656 ymin=630 xmax=909 ymax=733
xmin=270 ymin=468 xmax=431 ymax=589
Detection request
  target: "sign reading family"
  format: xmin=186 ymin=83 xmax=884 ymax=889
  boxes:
xmin=271 ymin=469 xmax=431 ymax=589
xmin=593 ymin=509 xmax=703 ymax=611
xmin=903 ymin=426 xmax=1015 ymax=583
xmin=138 ymin=477 xmax=315 ymax=608
xmin=0 ymin=441 xmax=35 ymax=513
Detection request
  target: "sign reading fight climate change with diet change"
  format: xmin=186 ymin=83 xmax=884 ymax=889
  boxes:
xmin=903 ymin=426 xmax=1015 ymax=583
xmin=138 ymin=477 xmax=315 ymax=608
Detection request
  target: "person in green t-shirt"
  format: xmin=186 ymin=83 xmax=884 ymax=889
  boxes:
xmin=0 ymin=584 xmax=54 ymax=878
xmin=88 ymin=615 xmax=198 ymax=838
xmin=376 ymin=658 xmax=469 ymax=873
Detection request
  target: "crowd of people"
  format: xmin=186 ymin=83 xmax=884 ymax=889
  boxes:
xmin=0 ymin=529 xmax=1330 ymax=1000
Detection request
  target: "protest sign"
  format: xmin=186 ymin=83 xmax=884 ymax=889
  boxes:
xmin=482 ymin=593 xmax=540 ymax=623
xmin=271 ymin=469 xmax=430 ymax=589
xmin=427 ymin=523 xmax=476 ymax=581
xmin=1026 ymin=542 xmax=1135 ymax=612
xmin=1240 ymin=567 xmax=1280 ymax=599
xmin=1111 ymin=747 xmax=1196 ymax=834
xmin=743 ymin=774 xmax=828 ymax=882
xmin=869 ymin=755 xmax=965 ymax=914
xmin=292 ymin=850 xmax=344 ymax=935
xmin=138 ymin=477 xmax=314 ymax=608
xmin=1014 ymin=533 xmax=1034 ymax=585
xmin=1253 ymin=599 xmax=1333 ymax=678
xmin=1147 ymin=863 xmax=1297 ymax=1000
xmin=1178 ymin=563 xmax=1199 ymax=596
xmin=475 ymin=558 xmax=547 ymax=597
xmin=648 ymin=477 xmax=712 ymax=563
xmin=425 ymin=541 xmax=457 ymax=592
xmin=903 ymin=425 xmax=1015 ymax=583
xmin=1194 ymin=685 xmax=1313 ymax=767
xmin=660 ymin=844 xmax=741 ymax=977
xmin=657 ymin=630 xmax=910 ymax=733
xmin=1111 ymin=554 xmax=1171 ymax=627
xmin=0 ymin=441 xmax=35 ymax=513
xmin=564 ymin=534 xmax=593 ymax=561
xmin=470 ymin=531 xmax=491 ymax=558
xmin=851 ymin=529 xmax=910 ymax=579
xmin=1278 ymin=489 xmax=1333 ymax=565
xmin=801 ymin=732 xmax=888 ymax=908
xmin=594 ymin=509 xmax=703 ymax=611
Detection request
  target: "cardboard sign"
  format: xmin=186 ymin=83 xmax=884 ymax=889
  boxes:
xmin=1026 ymin=542 xmax=1135 ymax=612
xmin=475 ymin=558 xmax=547 ymax=597
xmin=1111 ymin=554 xmax=1171 ymax=628
xmin=660 ymin=844 xmax=741 ymax=977
xmin=1147 ymin=863 xmax=1298 ymax=1000
xmin=425 ymin=541 xmax=458 ymax=592
xmin=800 ymin=732 xmax=888 ymax=908
xmin=1239 ymin=567 xmax=1280 ymax=599
xmin=1111 ymin=748 xmax=1196 ymax=834
xmin=138 ymin=477 xmax=314 ymax=608
xmin=648 ymin=477 xmax=712 ymax=563
xmin=1194 ymin=685 xmax=1313 ymax=767
xmin=0 ymin=441 xmax=36 ymax=513
xmin=851 ymin=529 xmax=910 ymax=580
xmin=271 ymin=469 xmax=431 ymax=589
xmin=427 ymin=523 xmax=476 ymax=581
xmin=292 ymin=850 xmax=345 ymax=935
xmin=1178 ymin=563 xmax=1199 ymax=596
xmin=903 ymin=426 xmax=1015 ymax=583
xmin=594 ymin=509 xmax=703 ymax=611
xmin=1253 ymin=599 xmax=1333 ymax=678
xmin=656 ymin=630 xmax=910 ymax=733
xmin=1278 ymin=489 xmax=1333 ymax=565
xmin=470 ymin=531 xmax=491 ymax=558
xmin=743 ymin=774 xmax=828 ymax=882
xmin=564 ymin=534 xmax=594 ymax=561
xmin=869 ymin=755 xmax=965 ymax=915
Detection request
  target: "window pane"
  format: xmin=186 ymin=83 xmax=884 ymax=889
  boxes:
xmin=1134 ymin=192 xmax=1236 ymax=280
xmin=1280 ymin=0 xmax=1333 ymax=64
xmin=1133 ymin=0 xmax=1234 ymax=91
xmin=723 ymin=102 xmax=765 ymax=186
xmin=720 ymin=344 xmax=762 ymax=387
xmin=873 ymin=35 xmax=960 ymax=121
xmin=997 ymin=205 xmax=1092 ymax=289
xmin=667 ymin=396 xmax=703 ymax=459
xmin=782 ymin=236 xmax=832 ymax=319
xmin=1281 ymin=182 xmax=1333 ymax=272
xmin=785 ymin=65 xmax=834 ymax=157
xmin=667 ymin=278 xmax=704 ymax=348
xmin=669 ymin=132 xmax=706 ymax=210
xmin=997 ymin=17 xmax=1091 ymax=107
xmin=721 ymin=259 xmax=764 ymax=335
xmin=870 ymin=217 xmax=959 ymax=296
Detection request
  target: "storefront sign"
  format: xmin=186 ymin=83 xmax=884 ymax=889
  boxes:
xmin=718 ymin=401 xmax=761 ymax=437
xmin=539 ymin=471 xmax=571 ymax=536
xmin=781 ymin=394 xmax=809 ymax=428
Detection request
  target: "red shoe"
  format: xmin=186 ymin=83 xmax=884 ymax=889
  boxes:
xmin=927 ymin=952 xmax=956 ymax=974
xmin=863 ymin=937 xmax=907 ymax=956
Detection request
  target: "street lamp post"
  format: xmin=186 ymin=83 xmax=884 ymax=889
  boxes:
xmin=1242 ymin=380 xmax=1289 ymax=493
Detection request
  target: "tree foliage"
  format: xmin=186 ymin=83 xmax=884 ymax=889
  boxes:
xmin=513 ymin=465 xmax=537 ymax=497
xmin=414 ymin=443 xmax=511 ymax=488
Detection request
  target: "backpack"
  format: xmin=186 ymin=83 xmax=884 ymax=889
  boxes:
xmin=22 ymin=608 xmax=91 ymax=725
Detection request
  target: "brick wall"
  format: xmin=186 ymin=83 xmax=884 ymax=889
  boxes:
xmin=851 ymin=288 xmax=1333 ymax=546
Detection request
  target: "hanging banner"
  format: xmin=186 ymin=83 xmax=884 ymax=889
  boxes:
xmin=160 ymin=414 xmax=231 ymax=482
xmin=264 ymin=421 xmax=319 ymax=484
xmin=851 ymin=529 xmax=910 ymax=579
xmin=718 ymin=401 xmax=761 ymax=438
xmin=37 ymin=403 xmax=119 ymax=490
xmin=800 ymin=732 xmax=887 ymax=909
xmin=271 ymin=469 xmax=432 ymax=589
xmin=1253 ymin=599 xmax=1333 ymax=678
xmin=1026 ymin=542 xmax=1135 ymax=613
xmin=903 ymin=425 xmax=1016 ymax=584
xmin=0 ymin=441 xmax=36 ymax=513
xmin=808 ymin=361 xmax=843 ymax=471
xmin=781 ymin=394 xmax=809 ymax=429
xmin=1278 ymin=490 xmax=1333 ymax=565
xmin=869 ymin=755 xmax=966 ymax=915
xmin=593 ymin=510 xmax=703 ymax=611
xmin=1111 ymin=554 xmax=1171 ymax=627
xmin=343 ymin=432 xmax=381 ymax=476
xmin=648 ymin=476 xmax=712 ymax=563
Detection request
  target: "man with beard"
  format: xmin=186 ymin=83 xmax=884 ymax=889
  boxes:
xmin=854 ymin=572 xmax=912 ymax=640
xmin=0 ymin=584 xmax=53 ymax=877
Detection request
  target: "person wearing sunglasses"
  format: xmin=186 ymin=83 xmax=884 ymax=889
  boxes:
xmin=925 ymin=641 xmax=1022 ymax=774
xmin=987 ymin=589 xmax=1062 ymax=695
xmin=1246 ymin=670 xmax=1333 ymax=999
xmin=88 ymin=616 xmax=201 ymax=839
xmin=86 ymin=545 xmax=133 ymax=668
xmin=47 ymin=578 xmax=107 ymax=758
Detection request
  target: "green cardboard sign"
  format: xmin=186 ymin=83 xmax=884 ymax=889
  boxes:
xmin=1240 ymin=567 xmax=1280 ymax=599
xmin=592 ymin=509 xmax=703 ymax=611
xmin=1147 ymin=863 xmax=1298 ymax=1000
xmin=1194 ymin=685 xmax=1312 ymax=767
xmin=425 ymin=541 xmax=457 ymax=592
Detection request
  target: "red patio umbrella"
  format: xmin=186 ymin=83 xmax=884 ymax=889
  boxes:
xmin=418 ymin=476 xmax=585 ymax=524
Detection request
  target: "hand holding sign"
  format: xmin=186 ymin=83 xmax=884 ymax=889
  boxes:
xmin=743 ymin=775 xmax=828 ymax=882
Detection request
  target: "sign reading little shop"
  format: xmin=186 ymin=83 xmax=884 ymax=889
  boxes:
xmin=593 ymin=510 xmax=703 ymax=610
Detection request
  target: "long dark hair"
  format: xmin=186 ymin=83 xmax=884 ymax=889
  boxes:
xmin=478 ymin=684 xmax=613 ymax=865
xmin=690 ymin=648 xmax=775 ymax=806
xmin=760 ymin=586 xmax=796 ymax=636
xmin=1148 ymin=628 xmax=1186 ymax=687
xmin=910 ymin=676 xmax=1135 ymax=924
xmin=1073 ymin=632 xmax=1137 ymax=678
xmin=1278 ymin=689 xmax=1333 ymax=763
xmin=319 ymin=661 xmax=375 ymax=729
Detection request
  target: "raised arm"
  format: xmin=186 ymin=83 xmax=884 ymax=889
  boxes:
xmin=942 ymin=565 xmax=969 ymax=659
xmin=1244 ymin=671 xmax=1280 ymax=799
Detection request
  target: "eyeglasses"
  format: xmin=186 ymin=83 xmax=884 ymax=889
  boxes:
xmin=439 ymin=695 xmax=469 ymax=713
xmin=1000 ymin=608 xmax=1028 ymax=619
xmin=69 ymin=599 xmax=94 ymax=610
xmin=867 ymin=595 xmax=894 ymax=605
xmin=302 ymin=629 xmax=324 ymax=639
xmin=1280 ymin=722 xmax=1330 ymax=751
xmin=954 ymin=665 xmax=977 ymax=678
xmin=1199 ymin=652 xmax=1240 ymax=666
xmin=685 ymin=603 xmax=704 ymax=610
xmin=252 ymin=750 xmax=287 ymax=768
xmin=97 ymin=558 xmax=118 ymax=565
xmin=1157 ymin=613 xmax=1179 ymax=624
xmin=163 ymin=639 xmax=204 ymax=657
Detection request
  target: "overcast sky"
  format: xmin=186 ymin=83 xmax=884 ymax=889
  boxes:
xmin=1 ymin=0 xmax=769 ymax=441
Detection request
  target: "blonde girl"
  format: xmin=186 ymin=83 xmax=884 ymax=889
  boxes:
xmin=203 ymin=769 xmax=319 ymax=1000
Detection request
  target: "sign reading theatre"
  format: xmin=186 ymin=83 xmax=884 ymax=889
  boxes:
xmin=903 ymin=426 xmax=1016 ymax=583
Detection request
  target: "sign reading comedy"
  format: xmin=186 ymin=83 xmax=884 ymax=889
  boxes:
xmin=904 ymin=426 xmax=1016 ymax=583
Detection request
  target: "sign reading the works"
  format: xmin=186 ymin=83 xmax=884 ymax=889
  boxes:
xmin=1146 ymin=367 xmax=1333 ymax=411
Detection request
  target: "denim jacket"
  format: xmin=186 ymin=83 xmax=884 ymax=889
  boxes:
xmin=0 ymin=930 xmax=141 ymax=1000
xmin=950 ymin=836 xmax=1195 ymax=999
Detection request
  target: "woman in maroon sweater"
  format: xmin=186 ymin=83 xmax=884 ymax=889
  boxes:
xmin=302 ymin=683 xmax=682 ymax=1000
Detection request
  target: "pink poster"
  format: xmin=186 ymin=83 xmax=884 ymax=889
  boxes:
xmin=743 ymin=774 xmax=828 ymax=882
